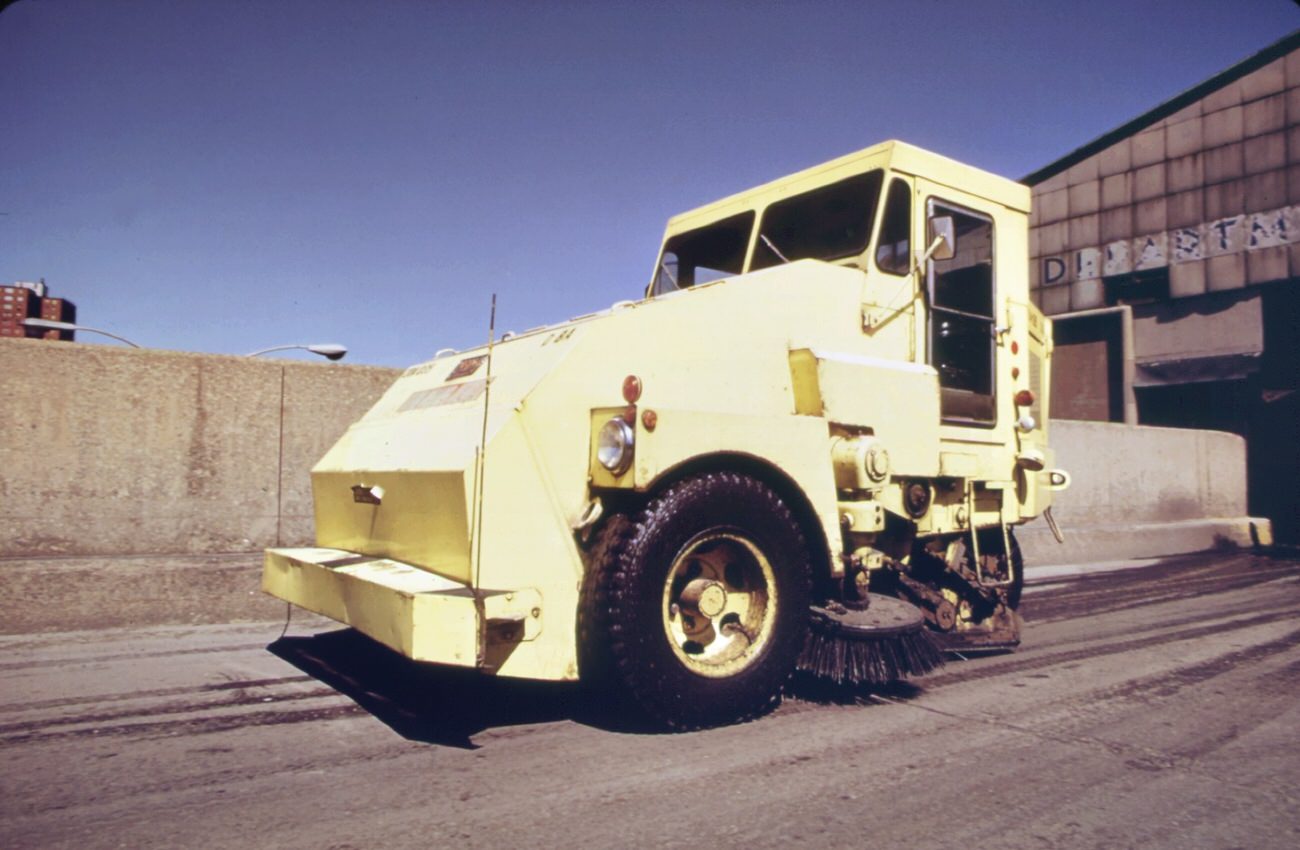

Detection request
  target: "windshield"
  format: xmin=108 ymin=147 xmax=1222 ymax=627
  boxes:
xmin=750 ymin=170 xmax=884 ymax=271
xmin=650 ymin=168 xmax=886 ymax=296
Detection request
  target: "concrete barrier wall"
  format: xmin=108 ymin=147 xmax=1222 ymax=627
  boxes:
xmin=1047 ymin=420 xmax=1248 ymax=524
xmin=0 ymin=338 xmax=399 ymax=557
xmin=1019 ymin=419 xmax=1259 ymax=564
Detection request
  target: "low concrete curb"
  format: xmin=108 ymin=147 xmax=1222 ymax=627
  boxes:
xmin=0 ymin=554 xmax=282 ymax=634
xmin=1019 ymin=516 xmax=1269 ymax=567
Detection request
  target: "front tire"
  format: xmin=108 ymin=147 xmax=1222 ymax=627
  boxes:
xmin=581 ymin=472 xmax=812 ymax=730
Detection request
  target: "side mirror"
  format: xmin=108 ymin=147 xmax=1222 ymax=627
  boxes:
xmin=928 ymin=215 xmax=955 ymax=261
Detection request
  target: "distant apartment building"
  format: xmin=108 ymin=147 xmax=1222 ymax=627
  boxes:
xmin=0 ymin=280 xmax=77 ymax=341
xmin=1025 ymin=31 xmax=1300 ymax=541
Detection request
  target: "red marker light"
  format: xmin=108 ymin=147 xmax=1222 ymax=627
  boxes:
xmin=622 ymin=375 xmax=643 ymax=403
xmin=1011 ymin=340 xmax=1020 ymax=355
xmin=1012 ymin=367 xmax=1020 ymax=379
xmin=1014 ymin=389 xmax=1035 ymax=407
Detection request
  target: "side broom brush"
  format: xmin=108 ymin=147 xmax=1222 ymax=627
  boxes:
xmin=797 ymin=594 xmax=944 ymax=686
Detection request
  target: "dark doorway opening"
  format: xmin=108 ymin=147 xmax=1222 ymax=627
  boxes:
xmin=1052 ymin=314 xmax=1125 ymax=422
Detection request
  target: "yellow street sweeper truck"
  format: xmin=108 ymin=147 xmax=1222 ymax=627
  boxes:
xmin=264 ymin=140 xmax=1069 ymax=729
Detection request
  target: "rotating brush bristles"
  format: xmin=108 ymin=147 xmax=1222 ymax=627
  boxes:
xmin=796 ymin=596 xmax=944 ymax=686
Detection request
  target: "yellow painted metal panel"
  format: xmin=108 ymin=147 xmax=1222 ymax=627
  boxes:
xmin=471 ymin=413 xmax=584 ymax=680
xmin=799 ymin=349 xmax=942 ymax=476
xmin=312 ymin=470 xmax=472 ymax=582
xmin=940 ymin=452 xmax=980 ymax=478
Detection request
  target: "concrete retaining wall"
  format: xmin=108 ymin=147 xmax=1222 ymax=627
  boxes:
xmin=1048 ymin=419 xmax=1247 ymax=524
xmin=1019 ymin=419 xmax=1263 ymax=564
xmin=0 ymin=338 xmax=399 ymax=557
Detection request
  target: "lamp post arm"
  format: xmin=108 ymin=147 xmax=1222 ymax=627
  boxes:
xmin=245 ymin=344 xmax=300 ymax=357
xmin=76 ymin=326 xmax=142 ymax=348
xmin=245 ymin=343 xmax=347 ymax=360
xmin=21 ymin=318 xmax=141 ymax=348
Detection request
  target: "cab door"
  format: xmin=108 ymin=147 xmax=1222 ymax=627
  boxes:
xmin=925 ymin=197 xmax=993 ymax=426
xmin=912 ymin=177 xmax=1015 ymax=486
xmin=926 ymin=197 xmax=998 ymax=427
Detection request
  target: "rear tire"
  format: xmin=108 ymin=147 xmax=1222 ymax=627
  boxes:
xmin=580 ymin=472 xmax=812 ymax=730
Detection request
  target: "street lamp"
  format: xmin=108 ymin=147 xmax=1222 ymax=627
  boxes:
xmin=245 ymin=343 xmax=348 ymax=361
xmin=21 ymin=318 xmax=141 ymax=348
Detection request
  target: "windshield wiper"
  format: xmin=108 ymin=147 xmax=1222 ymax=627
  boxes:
xmin=655 ymin=257 xmax=679 ymax=293
xmin=760 ymin=234 xmax=791 ymax=264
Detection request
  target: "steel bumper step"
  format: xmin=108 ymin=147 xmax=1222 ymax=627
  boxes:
xmin=263 ymin=547 xmax=540 ymax=668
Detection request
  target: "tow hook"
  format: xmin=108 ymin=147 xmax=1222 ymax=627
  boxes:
xmin=572 ymin=498 xmax=604 ymax=542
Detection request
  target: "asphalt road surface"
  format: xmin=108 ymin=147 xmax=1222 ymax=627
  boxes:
xmin=2 ymin=550 xmax=1297 ymax=849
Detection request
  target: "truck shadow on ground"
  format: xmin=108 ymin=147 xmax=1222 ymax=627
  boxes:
xmin=268 ymin=628 xmax=924 ymax=748
xmin=268 ymin=628 xmax=588 ymax=748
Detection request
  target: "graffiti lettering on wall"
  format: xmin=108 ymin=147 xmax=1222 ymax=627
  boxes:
xmin=1040 ymin=205 xmax=1297 ymax=285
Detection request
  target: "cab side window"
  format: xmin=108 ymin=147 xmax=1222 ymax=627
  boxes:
xmin=654 ymin=211 xmax=755 ymax=293
xmin=875 ymin=178 xmax=911 ymax=276
xmin=929 ymin=202 xmax=995 ymax=424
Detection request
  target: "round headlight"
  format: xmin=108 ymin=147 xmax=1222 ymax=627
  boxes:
xmin=597 ymin=417 xmax=635 ymax=475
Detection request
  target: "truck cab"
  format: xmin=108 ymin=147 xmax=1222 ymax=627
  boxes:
xmin=648 ymin=142 xmax=1054 ymax=520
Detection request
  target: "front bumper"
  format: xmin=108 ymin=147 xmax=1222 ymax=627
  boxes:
xmin=263 ymin=547 xmax=540 ymax=669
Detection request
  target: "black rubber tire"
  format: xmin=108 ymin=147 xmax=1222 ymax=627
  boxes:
xmin=580 ymin=472 xmax=812 ymax=730
xmin=577 ymin=513 xmax=635 ymax=702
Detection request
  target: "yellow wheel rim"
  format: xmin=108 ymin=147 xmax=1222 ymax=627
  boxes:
xmin=661 ymin=531 xmax=778 ymax=678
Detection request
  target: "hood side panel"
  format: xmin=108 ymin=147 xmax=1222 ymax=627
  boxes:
xmin=308 ymin=333 xmax=578 ymax=580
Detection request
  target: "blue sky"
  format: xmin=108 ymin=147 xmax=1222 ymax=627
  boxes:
xmin=2 ymin=0 xmax=1296 ymax=366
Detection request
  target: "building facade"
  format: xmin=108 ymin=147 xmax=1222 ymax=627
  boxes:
xmin=1026 ymin=31 xmax=1300 ymax=542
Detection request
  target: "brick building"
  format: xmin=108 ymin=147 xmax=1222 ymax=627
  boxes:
xmin=0 ymin=281 xmax=76 ymax=341
xmin=1025 ymin=31 xmax=1300 ymax=542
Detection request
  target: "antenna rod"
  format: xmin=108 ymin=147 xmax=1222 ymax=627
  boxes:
xmin=471 ymin=294 xmax=497 ymax=665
